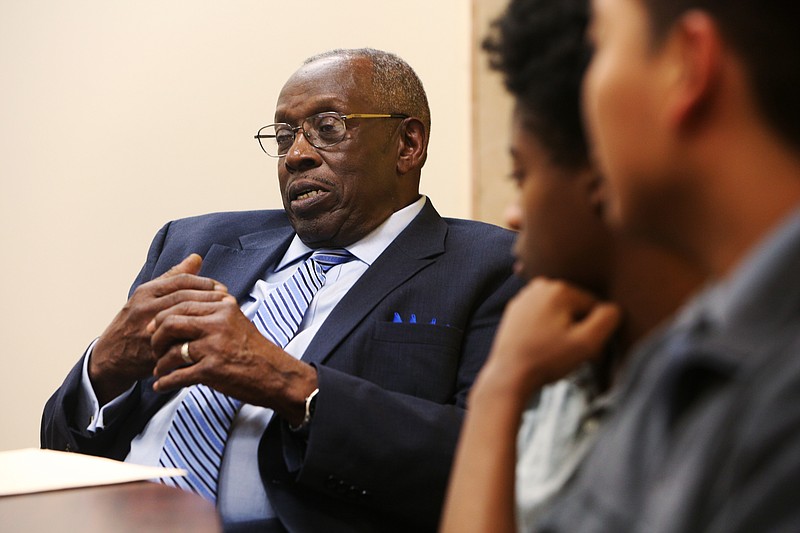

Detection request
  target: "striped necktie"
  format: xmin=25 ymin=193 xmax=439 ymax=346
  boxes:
xmin=157 ymin=248 xmax=355 ymax=502
xmin=252 ymin=248 xmax=355 ymax=345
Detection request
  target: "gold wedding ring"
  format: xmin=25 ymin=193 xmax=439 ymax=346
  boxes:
xmin=180 ymin=341 xmax=194 ymax=365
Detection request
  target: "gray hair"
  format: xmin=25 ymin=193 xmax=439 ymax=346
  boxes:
xmin=304 ymin=48 xmax=431 ymax=139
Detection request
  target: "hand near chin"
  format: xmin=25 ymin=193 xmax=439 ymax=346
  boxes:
xmin=473 ymin=277 xmax=621 ymax=405
xmin=89 ymin=254 xmax=229 ymax=404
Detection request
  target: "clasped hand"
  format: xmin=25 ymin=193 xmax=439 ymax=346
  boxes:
xmin=89 ymin=254 xmax=316 ymax=421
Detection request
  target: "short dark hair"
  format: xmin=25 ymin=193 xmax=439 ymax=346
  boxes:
xmin=304 ymin=48 xmax=431 ymax=140
xmin=642 ymin=0 xmax=800 ymax=151
xmin=483 ymin=0 xmax=591 ymax=169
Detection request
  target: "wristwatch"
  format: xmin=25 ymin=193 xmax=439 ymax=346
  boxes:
xmin=289 ymin=388 xmax=319 ymax=432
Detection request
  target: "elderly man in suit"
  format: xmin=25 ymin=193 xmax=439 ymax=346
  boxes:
xmin=41 ymin=48 xmax=519 ymax=532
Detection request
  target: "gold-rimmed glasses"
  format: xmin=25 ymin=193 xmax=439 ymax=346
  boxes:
xmin=255 ymin=111 xmax=408 ymax=157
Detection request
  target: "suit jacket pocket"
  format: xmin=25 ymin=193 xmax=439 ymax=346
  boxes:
xmin=368 ymin=321 xmax=464 ymax=402
xmin=372 ymin=321 xmax=463 ymax=345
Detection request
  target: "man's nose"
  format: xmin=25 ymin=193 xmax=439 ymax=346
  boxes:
xmin=284 ymin=131 xmax=322 ymax=171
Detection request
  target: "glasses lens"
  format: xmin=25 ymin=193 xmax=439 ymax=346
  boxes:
xmin=305 ymin=113 xmax=346 ymax=148
xmin=257 ymin=125 xmax=294 ymax=157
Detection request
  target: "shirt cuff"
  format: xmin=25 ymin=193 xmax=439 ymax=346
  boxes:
xmin=78 ymin=339 xmax=136 ymax=432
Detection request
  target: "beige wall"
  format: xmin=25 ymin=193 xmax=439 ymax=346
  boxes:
xmin=0 ymin=0 xmax=515 ymax=451
xmin=472 ymin=0 xmax=516 ymax=226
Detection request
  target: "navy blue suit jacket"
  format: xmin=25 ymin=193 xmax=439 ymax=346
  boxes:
xmin=41 ymin=200 xmax=520 ymax=532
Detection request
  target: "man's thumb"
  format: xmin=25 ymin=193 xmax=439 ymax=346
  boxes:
xmin=162 ymin=253 xmax=203 ymax=278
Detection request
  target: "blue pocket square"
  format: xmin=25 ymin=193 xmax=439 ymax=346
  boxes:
xmin=392 ymin=312 xmax=438 ymax=325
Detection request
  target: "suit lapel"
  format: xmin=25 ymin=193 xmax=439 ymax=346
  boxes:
xmin=301 ymin=201 xmax=448 ymax=366
xmin=199 ymin=222 xmax=296 ymax=304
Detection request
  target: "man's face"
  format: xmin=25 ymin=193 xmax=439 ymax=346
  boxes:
xmin=583 ymin=0 xmax=674 ymax=235
xmin=274 ymin=56 xmax=407 ymax=248
xmin=506 ymin=112 xmax=612 ymax=293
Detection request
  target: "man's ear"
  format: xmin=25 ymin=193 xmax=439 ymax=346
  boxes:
xmin=663 ymin=10 xmax=722 ymax=131
xmin=396 ymin=118 xmax=428 ymax=175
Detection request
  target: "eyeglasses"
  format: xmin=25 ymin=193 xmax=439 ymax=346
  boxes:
xmin=254 ymin=111 xmax=408 ymax=158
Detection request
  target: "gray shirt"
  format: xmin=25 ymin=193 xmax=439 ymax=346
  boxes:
xmin=537 ymin=207 xmax=800 ymax=532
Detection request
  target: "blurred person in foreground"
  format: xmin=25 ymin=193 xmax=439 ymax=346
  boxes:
xmin=41 ymin=48 xmax=520 ymax=532
xmin=440 ymin=0 xmax=702 ymax=531
xmin=533 ymin=0 xmax=800 ymax=530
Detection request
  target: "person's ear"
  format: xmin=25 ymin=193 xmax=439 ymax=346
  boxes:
xmin=662 ymin=10 xmax=722 ymax=131
xmin=396 ymin=118 xmax=428 ymax=175
xmin=582 ymin=167 xmax=607 ymax=219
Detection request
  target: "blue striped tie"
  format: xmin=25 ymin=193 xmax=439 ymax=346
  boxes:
xmin=158 ymin=248 xmax=354 ymax=502
xmin=252 ymin=248 xmax=355 ymax=345
xmin=158 ymin=383 xmax=240 ymax=501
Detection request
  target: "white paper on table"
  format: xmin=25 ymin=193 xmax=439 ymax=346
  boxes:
xmin=0 ymin=448 xmax=185 ymax=496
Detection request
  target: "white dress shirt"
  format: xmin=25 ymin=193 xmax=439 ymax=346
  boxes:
xmin=77 ymin=196 xmax=426 ymax=525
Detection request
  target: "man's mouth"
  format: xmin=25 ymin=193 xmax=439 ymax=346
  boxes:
xmin=287 ymin=179 xmax=335 ymax=213
xmin=295 ymin=189 xmax=325 ymax=201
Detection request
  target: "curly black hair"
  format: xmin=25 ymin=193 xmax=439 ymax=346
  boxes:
xmin=483 ymin=0 xmax=591 ymax=169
